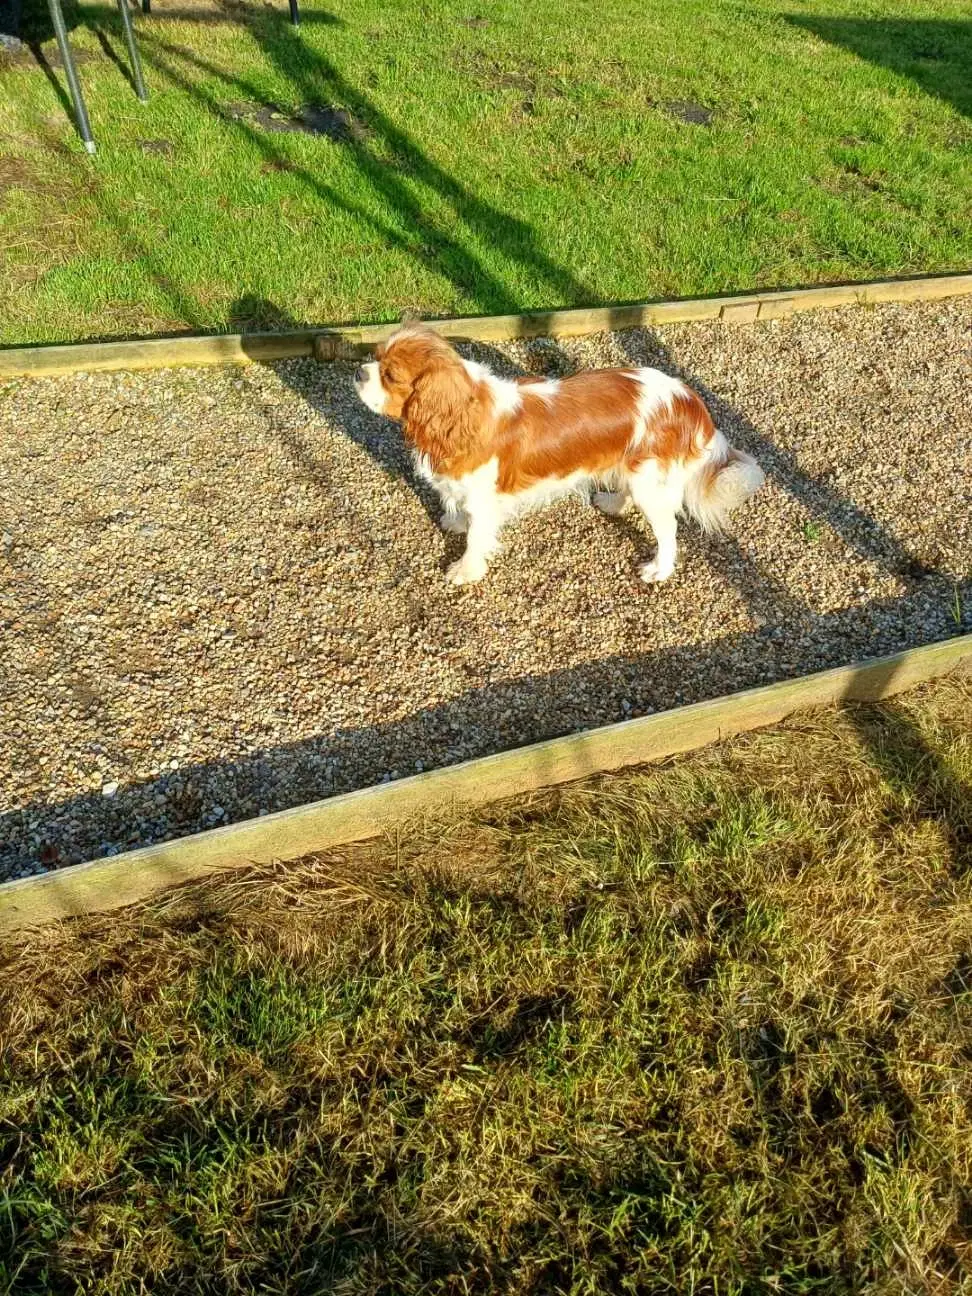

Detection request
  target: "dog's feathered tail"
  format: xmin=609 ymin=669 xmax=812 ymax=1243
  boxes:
xmin=685 ymin=434 xmax=765 ymax=532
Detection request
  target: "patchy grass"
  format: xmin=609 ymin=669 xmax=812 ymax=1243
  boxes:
xmin=0 ymin=0 xmax=970 ymax=344
xmin=1 ymin=674 xmax=971 ymax=1292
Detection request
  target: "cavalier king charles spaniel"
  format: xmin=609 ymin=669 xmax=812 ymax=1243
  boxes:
xmin=354 ymin=323 xmax=764 ymax=586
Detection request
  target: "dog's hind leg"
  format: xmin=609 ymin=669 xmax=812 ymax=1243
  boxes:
xmin=628 ymin=464 xmax=682 ymax=583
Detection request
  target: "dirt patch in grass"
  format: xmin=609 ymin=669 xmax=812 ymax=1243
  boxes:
xmin=0 ymin=156 xmax=36 ymax=191
xmin=0 ymin=156 xmax=92 ymax=287
xmin=2 ymin=42 xmax=102 ymax=71
xmin=1 ymin=675 xmax=971 ymax=1291
xmin=136 ymin=139 xmax=175 ymax=157
xmin=223 ymin=100 xmax=370 ymax=143
xmin=0 ymin=154 xmax=70 ymax=197
xmin=663 ymin=100 xmax=715 ymax=126
xmin=453 ymin=47 xmax=567 ymax=99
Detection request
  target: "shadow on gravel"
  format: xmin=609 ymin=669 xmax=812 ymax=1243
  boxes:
xmin=1 ymin=304 xmax=967 ymax=880
xmin=2 ymin=591 xmax=968 ymax=880
xmin=235 ymin=296 xmax=936 ymax=626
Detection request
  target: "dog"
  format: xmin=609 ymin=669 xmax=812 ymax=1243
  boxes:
xmin=354 ymin=323 xmax=764 ymax=585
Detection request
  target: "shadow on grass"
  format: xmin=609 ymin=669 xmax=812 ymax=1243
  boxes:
xmin=3 ymin=704 xmax=971 ymax=1290
xmin=13 ymin=0 xmax=341 ymax=45
xmin=784 ymin=16 xmax=972 ymax=121
xmin=131 ymin=23 xmax=592 ymax=320
xmin=0 ymin=934 xmax=853 ymax=1292
xmin=843 ymin=688 xmax=972 ymax=876
xmin=15 ymin=3 xmax=344 ymax=142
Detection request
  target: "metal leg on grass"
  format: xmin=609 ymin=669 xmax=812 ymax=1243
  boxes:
xmin=288 ymin=0 xmax=300 ymax=26
xmin=116 ymin=0 xmax=148 ymax=102
xmin=46 ymin=0 xmax=95 ymax=153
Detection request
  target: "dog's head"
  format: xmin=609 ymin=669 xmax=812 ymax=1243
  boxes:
xmin=354 ymin=324 xmax=486 ymax=466
xmin=353 ymin=324 xmax=471 ymax=420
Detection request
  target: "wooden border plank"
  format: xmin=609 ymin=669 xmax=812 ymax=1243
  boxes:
xmin=1 ymin=634 xmax=969 ymax=938
xmin=314 ymin=273 xmax=972 ymax=355
xmin=0 ymin=331 xmax=317 ymax=378
xmin=1 ymin=274 xmax=970 ymax=377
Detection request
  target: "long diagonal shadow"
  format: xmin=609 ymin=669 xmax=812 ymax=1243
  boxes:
xmin=137 ymin=27 xmax=591 ymax=320
xmin=135 ymin=39 xmax=511 ymax=314
xmin=1 ymin=589 xmax=965 ymax=880
xmin=244 ymin=13 xmax=592 ymax=310
xmin=8 ymin=315 xmax=962 ymax=882
xmin=783 ymin=16 xmax=972 ymax=121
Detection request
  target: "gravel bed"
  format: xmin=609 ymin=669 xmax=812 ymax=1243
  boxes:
xmin=1 ymin=299 xmax=970 ymax=880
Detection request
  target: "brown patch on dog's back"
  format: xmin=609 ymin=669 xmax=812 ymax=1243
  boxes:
xmin=647 ymin=389 xmax=717 ymax=466
xmin=494 ymin=371 xmax=643 ymax=491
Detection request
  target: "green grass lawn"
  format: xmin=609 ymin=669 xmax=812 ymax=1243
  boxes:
xmin=0 ymin=0 xmax=970 ymax=345
xmin=2 ymin=675 xmax=971 ymax=1292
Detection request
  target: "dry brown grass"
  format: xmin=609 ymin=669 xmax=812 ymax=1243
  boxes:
xmin=1 ymin=674 xmax=970 ymax=1293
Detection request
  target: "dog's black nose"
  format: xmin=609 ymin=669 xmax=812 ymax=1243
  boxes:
xmin=355 ymin=366 xmax=367 ymax=385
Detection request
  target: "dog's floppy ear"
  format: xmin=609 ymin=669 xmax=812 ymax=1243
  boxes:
xmin=402 ymin=359 xmax=476 ymax=470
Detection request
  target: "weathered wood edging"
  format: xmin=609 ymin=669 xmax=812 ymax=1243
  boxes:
xmin=1 ymin=634 xmax=969 ymax=938
xmin=1 ymin=272 xmax=970 ymax=378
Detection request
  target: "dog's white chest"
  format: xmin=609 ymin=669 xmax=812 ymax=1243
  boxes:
xmin=413 ymin=453 xmax=499 ymax=509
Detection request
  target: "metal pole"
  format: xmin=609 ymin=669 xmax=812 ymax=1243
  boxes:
xmin=46 ymin=0 xmax=96 ymax=153
xmin=288 ymin=0 xmax=299 ymax=26
xmin=115 ymin=0 xmax=148 ymax=102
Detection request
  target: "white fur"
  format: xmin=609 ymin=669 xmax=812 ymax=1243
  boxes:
xmin=461 ymin=360 xmax=523 ymax=418
xmin=359 ymin=347 xmax=762 ymax=588
xmin=627 ymin=369 xmax=687 ymax=447
xmin=423 ymin=453 xmax=686 ymax=587
xmin=416 ymin=452 xmax=591 ymax=584
xmin=415 ymin=458 xmax=503 ymax=585
xmin=627 ymin=458 xmax=687 ymax=582
xmin=685 ymin=435 xmax=765 ymax=532
xmin=518 ymin=378 xmax=561 ymax=403
xmin=419 ymin=435 xmax=762 ymax=588
xmin=355 ymin=360 xmax=387 ymax=415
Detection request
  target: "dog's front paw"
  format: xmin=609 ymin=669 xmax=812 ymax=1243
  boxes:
xmin=446 ymin=556 xmax=488 ymax=586
xmin=639 ymin=559 xmax=675 ymax=584
xmin=440 ymin=510 xmax=468 ymax=534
